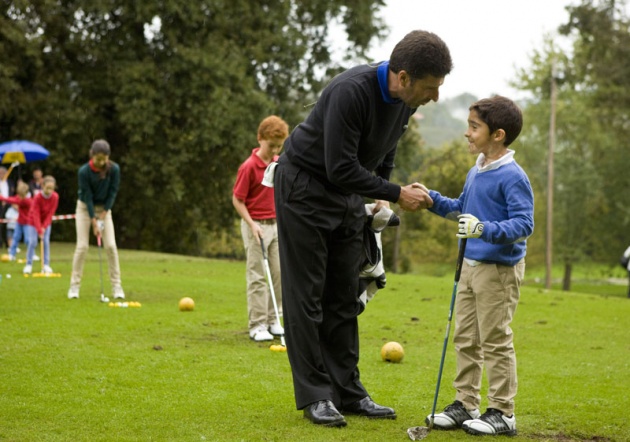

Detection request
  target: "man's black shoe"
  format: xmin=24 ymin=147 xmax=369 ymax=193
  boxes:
xmin=342 ymin=396 xmax=397 ymax=419
xmin=303 ymin=400 xmax=347 ymax=427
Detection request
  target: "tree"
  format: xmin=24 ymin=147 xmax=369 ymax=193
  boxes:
xmin=513 ymin=0 xmax=630 ymax=288
xmin=1 ymin=0 xmax=386 ymax=254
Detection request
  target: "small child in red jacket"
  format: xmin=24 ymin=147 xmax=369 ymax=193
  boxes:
xmin=0 ymin=181 xmax=32 ymax=261
xmin=24 ymin=176 xmax=58 ymax=274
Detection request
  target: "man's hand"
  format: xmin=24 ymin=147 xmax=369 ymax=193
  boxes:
xmin=457 ymin=214 xmax=484 ymax=238
xmin=397 ymin=183 xmax=433 ymax=211
xmin=371 ymin=200 xmax=390 ymax=214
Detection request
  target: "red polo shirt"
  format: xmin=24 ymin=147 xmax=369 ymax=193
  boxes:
xmin=233 ymin=148 xmax=277 ymax=220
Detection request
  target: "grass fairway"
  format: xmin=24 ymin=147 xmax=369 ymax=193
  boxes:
xmin=0 ymin=242 xmax=628 ymax=441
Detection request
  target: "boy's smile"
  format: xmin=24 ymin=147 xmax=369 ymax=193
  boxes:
xmin=465 ymin=109 xmax=507 ymax=164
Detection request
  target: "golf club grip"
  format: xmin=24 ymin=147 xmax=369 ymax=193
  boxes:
xmin=97 ymin=234 xmax=102 ymax=247
xmin=454 ymin=238 xmax=467 ymax=283
xmin=259 ymin=237 xmax=266 ymax=260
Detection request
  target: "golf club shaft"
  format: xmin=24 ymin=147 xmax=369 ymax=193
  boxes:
xmin=97 ymin=233 xmax=105 ymax=296
xmin=260 ymin=238 xmax=285 ymax=347
xmin=429 ymin=238 xmax=467 ymax=427
xmin=40 ymin=238 xmax=44 ymax=273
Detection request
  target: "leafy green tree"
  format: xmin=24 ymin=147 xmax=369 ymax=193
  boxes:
xmin=514 ymin=0 xmax=630 ymax=288
xmin=1 ymin=0 xmax=385 ymax=254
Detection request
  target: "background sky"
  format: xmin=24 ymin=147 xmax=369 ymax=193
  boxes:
xmin=366 ymin=0 xmax=576 ymax=100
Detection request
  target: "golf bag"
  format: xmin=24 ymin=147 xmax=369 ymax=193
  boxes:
xmin=358 ymin=203 xmax=400 ymax=312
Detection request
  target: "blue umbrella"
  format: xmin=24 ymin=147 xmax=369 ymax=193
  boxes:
xmin=0 ymin=140 xmax=50 ymax=164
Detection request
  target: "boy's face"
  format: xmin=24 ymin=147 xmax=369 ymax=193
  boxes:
xmin=465 ymin=109 xmax=498 ymax=155
xmin=259 ymin=137 xmax=285 ymax=157
xmin=92 ymin=153 xmax=109 ymax=169
xmin=42 ymin=182 xmax=55 ymax=197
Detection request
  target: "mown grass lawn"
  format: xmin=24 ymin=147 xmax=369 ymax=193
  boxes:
xmin=0 ymin=242 xmax=628 ymax=441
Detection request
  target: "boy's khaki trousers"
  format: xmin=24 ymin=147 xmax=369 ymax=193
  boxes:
xmin=240 ymin=219 xmax=282 ymax=331
xmin=453 ymin=260 xmax=525 ymax=416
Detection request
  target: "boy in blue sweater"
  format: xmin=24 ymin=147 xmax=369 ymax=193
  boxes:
xmin=425 ymin=95 xmax=534 ymax=436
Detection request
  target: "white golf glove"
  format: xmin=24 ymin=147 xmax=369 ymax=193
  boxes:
xmin=457 ymin=214 xmax=484 ymax=238
xmin=97 ymin=220 xmax=105 ymax=232
xmin=261 ymin=162 xmax=277 ymax=188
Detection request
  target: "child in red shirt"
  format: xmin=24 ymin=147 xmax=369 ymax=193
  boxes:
xmin=233 ymin=115 xmax=289 ymax=342
xmin=0 ymin=181 xmax=32 ymax=261
xmin=24 ymin=176 xmax=59 ymax=274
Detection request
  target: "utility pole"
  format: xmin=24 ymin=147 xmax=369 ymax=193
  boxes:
xmin=545 ymin=60 xmax=557 ymax=290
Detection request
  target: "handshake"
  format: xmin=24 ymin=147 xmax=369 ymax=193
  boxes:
xmin=457 ymin=214 xmax=484 ymax=239
xmin=398 ymin=183 xmax=433 ymax=212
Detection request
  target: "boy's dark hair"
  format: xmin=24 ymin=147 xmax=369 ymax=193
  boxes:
xmin=470 ymin=96 xmax=523 ymax=147
xmin=389 ymin=30 xmax=453 ymax=80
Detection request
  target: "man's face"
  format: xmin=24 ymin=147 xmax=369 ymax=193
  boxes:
xmin=397 ymin=74 xmax=444 ymax=108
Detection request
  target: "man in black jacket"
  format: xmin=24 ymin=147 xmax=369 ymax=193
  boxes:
xmin=274 ymin=30 xmax=453 ymax=427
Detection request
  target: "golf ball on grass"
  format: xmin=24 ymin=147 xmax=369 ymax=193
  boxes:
xmin=381 ymin=341 xmax=404 ymax=363
xmin=108 ymin=301 xmax=141 ymax=308
xmin=179 ymin=297 xmax=195 ymax=311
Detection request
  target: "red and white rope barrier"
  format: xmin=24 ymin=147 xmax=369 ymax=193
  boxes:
xmin=0 ymin=214 xmax=76 ymax=224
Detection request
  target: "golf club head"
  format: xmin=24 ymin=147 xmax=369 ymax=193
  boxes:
xmin=100 ymin=294 xmax=110 ymax=303
xmin=407 ymin=426 xmax=430 ymax=440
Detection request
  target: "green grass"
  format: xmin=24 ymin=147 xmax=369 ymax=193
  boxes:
xmin=0 ymin=243 xmax=629 ymax=441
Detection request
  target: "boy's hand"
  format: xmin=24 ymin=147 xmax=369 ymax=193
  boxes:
xmin=398 ymin=183 xmax=433 ymax=211
xmin=457 ymin=214 xmax=484 ymax=238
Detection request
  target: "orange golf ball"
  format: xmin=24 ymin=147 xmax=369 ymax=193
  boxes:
xmin=178 ymin=297 xmax=195 ymax=311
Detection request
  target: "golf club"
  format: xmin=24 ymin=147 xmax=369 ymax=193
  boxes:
xmin=259 ymin=237 xmax=285 ymax=348
xmin=408 ymin=238 xmax=467 ymax=441
xmin=97 ymin=230 xmax=109 ymax=303
xmin=40 ymin=238 xmax=44 ymax=274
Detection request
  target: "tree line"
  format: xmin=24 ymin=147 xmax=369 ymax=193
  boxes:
xmin=2 ymin=0 xmax=629 ymax=282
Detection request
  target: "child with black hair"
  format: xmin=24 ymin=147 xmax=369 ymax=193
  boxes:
xmin=426 ymin=96 xmax=534 ymax=437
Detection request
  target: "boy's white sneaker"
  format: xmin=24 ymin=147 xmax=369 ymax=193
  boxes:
xmin=68 ymin=287 xmax=80 ymax=299
xmin=425 ymin=400 xmax=480 ymax=430
xmin=464 ymin=408 xmax=517 ymax=436
xmin=249 ymin=325 xmax=273 ymax=342
xmin=8 ymin=254 xmax=15 ymax=261
xmin=43 ymin=265 xmax=54 ymax=274
xmin=22 ymin=264 xmax=32 ymax=274
xmin=269 ymin=322 xmax=284 ymax=336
